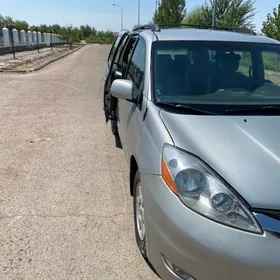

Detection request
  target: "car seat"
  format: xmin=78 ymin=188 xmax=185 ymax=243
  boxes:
xmin=211 ymin=52 xmax=249 ymax=91
xmin=189 ymin=50 xmax=212 ymax=95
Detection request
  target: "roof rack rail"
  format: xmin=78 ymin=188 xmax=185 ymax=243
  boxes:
xmin=133 ymin=24 xmax=160 ymax=32
xmin=132 ymin=23 xmax=256 ymax=35
xmin=228 ymin=27 xmax=256 ymax=35
xmin=158 ymin=24 xmax=256 ymax=35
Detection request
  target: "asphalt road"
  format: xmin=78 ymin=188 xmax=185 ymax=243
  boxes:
xmin=0 ymin=45 xmax=158 ymax=280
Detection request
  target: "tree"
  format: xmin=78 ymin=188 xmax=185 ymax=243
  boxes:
xmin=73 ymin=27 xmax=82 ymax=41
xmin=29 ymin=25 xmax=37 ymax=31
xmin=183 ymin=6 xmax=204 ymax=25
xmin=59 ymin=25 xmax=75 ymax=47
xmin=153 ymin=0 xmax=186 ymax=24
xmin=0 ymin=15 xmax=14 ymax=28
xmin=183 ymin=0 xmax=256 ymax=28
xmin=39 ymin=24 xmax=49 ymax=33
xmin=14 ymin=20 xmax=29 ymax=31
xmin=50 ymin=24 xmax=61 ymax=34
xmin=91 ymin=27 xmax=97 ymax=36
xmin=262 ymin=4 xmax=280 ymax=41
xmin=206 ymin=0 xmax=255 ymax=28
xmin=80 ymin=25 xmax=92 ymax=39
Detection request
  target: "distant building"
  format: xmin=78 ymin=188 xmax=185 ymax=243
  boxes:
xmin=112 ymin=32 xmax=118 ymax=37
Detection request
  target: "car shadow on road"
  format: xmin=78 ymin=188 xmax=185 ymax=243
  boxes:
xmin=115 ymin=135 xmax=122 ymax=149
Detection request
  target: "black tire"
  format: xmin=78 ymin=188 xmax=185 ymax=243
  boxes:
xmin=133 ymin=171 xmax=147 ymax=258
xmin=111 ymin=120 xmax=118 ymax=136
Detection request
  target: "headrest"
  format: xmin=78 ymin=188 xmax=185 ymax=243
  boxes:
xmin=156 ymin=54 xmax=172 ymax=62
xmin=219 ymin=52 xmax=241 ymax=72
xmin=192 ymin=50 xmax=209 ymax=63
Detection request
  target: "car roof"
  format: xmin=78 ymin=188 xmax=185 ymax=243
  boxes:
xmin=138 ymin=28 xmax=280 ymax=45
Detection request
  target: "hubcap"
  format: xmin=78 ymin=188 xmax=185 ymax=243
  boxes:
xmin=136 ymin=182 xmax=145 ymax=241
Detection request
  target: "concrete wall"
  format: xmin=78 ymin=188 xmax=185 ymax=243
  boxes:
xmin=0 ymin=27 xmax=62 ymax=48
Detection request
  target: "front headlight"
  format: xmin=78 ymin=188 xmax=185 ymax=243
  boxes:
xmin=162 ymin=145 xmax=262 ymax=234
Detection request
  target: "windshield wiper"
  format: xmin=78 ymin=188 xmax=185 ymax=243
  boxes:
xmin=226 ymin=105 xmax=280 ymax=115
xmin=155 ymin=101 xmax=217 ymax=115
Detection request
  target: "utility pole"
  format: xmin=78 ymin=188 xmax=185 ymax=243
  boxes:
xmin=9 ymin=26 xmax=16 ymax=59
xmin=35 ymin=27 xmax=40 ymax=53
xmin=113 ymin=4 xmax=124 ymax=30
xmin=155 ymin=1 xmax=158 ymax=14
xmin=212 ymin=0 xmax=218 ymax=27
xmin=138 ymin=0 xmax=141 ymax=26
xmin=50 ymin=30 xmax=53 ymax=50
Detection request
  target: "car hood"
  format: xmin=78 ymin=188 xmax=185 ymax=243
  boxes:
xmin=159 ymin=110 xmax=280 ymax=209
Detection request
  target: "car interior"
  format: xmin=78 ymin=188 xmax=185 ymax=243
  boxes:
xmin=153 ymin=49 xmax=252 ymax=98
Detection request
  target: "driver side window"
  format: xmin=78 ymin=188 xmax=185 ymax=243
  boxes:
xmin=108 ymin=34 xmax=122 ymax=68
xmin=126 ymin=38 xmax=146 ymax=103
xmin=118 ymin=37 xmax=137 ymax=78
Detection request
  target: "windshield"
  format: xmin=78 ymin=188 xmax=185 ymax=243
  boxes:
xmin=152 ymin=41 xmax=280 ymax=107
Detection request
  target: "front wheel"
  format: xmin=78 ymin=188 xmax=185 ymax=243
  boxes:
xmin=133 ymin=171 xmax=147 ymax=258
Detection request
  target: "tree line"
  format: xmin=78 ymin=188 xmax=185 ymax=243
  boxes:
xmin=153 ymin=0 xmax=280 ymax=41
xmin=0 ymin=15 xmax=115 ymax=44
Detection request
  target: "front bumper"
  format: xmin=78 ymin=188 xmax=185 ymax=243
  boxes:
xmin=141 ymin=173 xmax=280 ymax=280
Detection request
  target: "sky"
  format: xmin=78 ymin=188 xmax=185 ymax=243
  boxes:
xmin=0 ymin=0 xmax=278 ymax=33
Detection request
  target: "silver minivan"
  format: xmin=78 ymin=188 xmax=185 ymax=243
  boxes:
xmin=103 ymin=24 xmax=280 ymax=280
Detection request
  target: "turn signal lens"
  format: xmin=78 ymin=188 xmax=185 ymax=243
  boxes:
xmin=162 ymin=159 xmax=178 ymax=195
xmin=162 ymin=254 xmax=196 ymax=280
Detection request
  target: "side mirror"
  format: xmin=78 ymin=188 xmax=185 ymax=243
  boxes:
xmin=111 ymin=79 xmax=133 ymax=101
